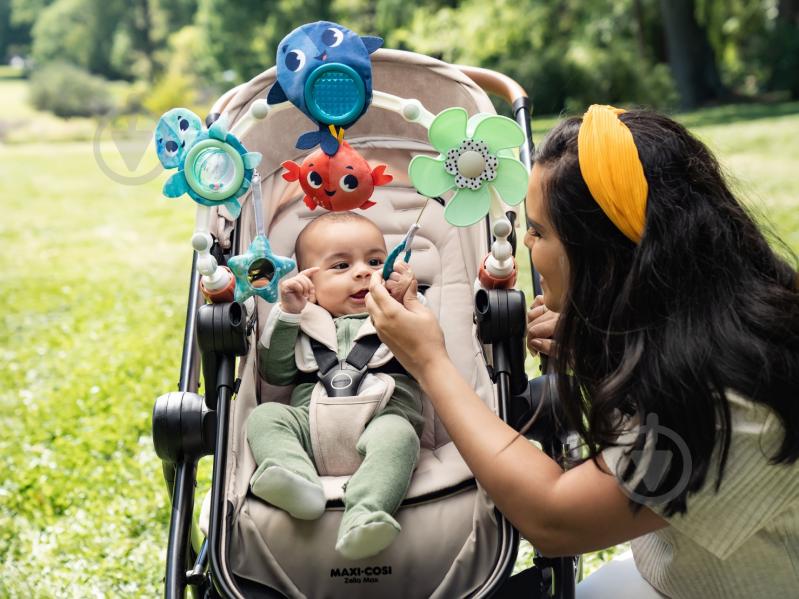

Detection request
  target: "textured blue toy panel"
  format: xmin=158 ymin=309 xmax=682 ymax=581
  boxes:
xmin=309 ymin=69 xmax=365 ymax=123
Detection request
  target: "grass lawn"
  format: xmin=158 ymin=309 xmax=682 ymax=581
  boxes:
xmin=0 ymin=77 xmax=796 ymax=595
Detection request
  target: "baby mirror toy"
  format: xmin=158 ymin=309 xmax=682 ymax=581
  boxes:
xmin=155 ymin=109 xmax=261 ymax=219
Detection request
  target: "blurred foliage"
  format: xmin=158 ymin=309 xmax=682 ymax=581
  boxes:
xmin=30 ymin=0 xmax=125 ymax=78
xmin=2 ymin=0 xmax=799 ymax=117
xmin=142 ymin=25 xmax=214 ymax=116
xmin=391 ymin=0 xmax=679 ymax=113
xmin=28 ymin=61 xmax=114 ymax=117
xmin=694 ymin=0 xmax=799 ymax=97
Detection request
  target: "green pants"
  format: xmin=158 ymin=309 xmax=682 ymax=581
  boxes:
xmin=247 ymin=384 xmax=422 ymax=537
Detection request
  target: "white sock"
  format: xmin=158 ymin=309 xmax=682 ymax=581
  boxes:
xmin=335 ymin=517 xmax=400 ymax=560
xmin=251 ymin=465 xmax=326 ymax=520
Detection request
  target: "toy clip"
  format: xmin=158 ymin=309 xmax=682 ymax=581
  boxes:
xmin=383 ymin=223 xmax=420 ymax=279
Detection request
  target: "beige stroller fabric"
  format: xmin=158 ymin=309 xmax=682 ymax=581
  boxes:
xmin=201 ymin=49 xmax=518 ymax=598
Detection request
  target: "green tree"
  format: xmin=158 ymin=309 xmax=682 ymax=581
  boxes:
xmin=393 ymin=0 xmax=676 ymax=114
xmin=769 ymin=0 xmax=799 ymax=96
xmin=196 ymin=0 xmax=349 ymax=84
xmin=31 ymin=0 xmax=126 ymax=77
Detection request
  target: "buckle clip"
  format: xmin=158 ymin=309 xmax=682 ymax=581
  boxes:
xmin=318 ymin=360 xmax=368 ymax=397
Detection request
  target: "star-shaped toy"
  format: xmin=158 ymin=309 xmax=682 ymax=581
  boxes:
xmin=228 ymin=235 xmax=296 ymax=303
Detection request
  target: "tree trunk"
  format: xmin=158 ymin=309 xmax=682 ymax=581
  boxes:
xmin=632 ymin=0 xmax=647 ymax=58
xmin=138 ymin=0 xmax=154 ymax=81
xmin=659 ymin=0 xmax=726 ymax=109
xmin=778 ymin=0 xmax=799 ymax=25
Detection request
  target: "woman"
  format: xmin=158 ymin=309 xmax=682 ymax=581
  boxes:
xmin=366 ymin=106 xmax=799 ymax=598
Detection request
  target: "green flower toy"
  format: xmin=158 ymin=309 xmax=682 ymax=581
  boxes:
xmin=408 ymin=108 xmax=528 ymax=227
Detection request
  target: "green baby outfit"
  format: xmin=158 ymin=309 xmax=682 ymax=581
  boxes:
xmin=246 ymin=303 xmax=424 ymax=560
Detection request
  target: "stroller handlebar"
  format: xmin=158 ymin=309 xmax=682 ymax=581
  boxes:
xmin=455 ymin=64 xmax=528 ymax=108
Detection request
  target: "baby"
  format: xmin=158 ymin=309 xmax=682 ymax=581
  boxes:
xmin=246 ymin=211 xmax=424 ymax=560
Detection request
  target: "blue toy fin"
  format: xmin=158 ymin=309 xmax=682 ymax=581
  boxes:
xmin=208 ymin=115 xmax=229 ymax=141
xmin=296 ymin=130 xmax=323 ymax=150
xmin=319 ymin=129 xmax=340 ymax=156
xmin=267 ymin=82 xmax=288 ymax=105
xmin=224 ymin=198 xmax=242 ymax=219
xmin=361 ymin=36 xmax=383 ymax=54
xmin=163 ymin=172 xmax=189 ymax=198
xmin=242 ymin=152 xmax=262 ymax=169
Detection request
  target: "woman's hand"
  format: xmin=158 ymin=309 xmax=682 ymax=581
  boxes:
xmin=278 ymin=267 xmax=319 ymax=314
xmin=365 ymin=270 xmax=446 ymax=381
xmin=527 ymin=295 xmax=559 ymax=356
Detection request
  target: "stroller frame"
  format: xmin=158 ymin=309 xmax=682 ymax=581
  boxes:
xmin=152 ymin=58 xmax=579 ymax=599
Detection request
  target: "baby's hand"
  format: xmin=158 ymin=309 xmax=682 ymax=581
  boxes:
xmin=385 ymin=261 xmax=416 ymax=302
xmin=279 ymin=267 xmax=319 ymax=314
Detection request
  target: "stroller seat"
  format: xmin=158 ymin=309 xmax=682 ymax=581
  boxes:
xmin=191 ymin=50 xmax=527 ymax=598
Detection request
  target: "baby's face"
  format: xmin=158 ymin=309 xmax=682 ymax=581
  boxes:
xmin=301 ymin=220 xmax=387 ymax=316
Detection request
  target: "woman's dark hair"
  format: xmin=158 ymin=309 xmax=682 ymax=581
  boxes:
xmin=534 ymin=110 xmax=799 ymax=516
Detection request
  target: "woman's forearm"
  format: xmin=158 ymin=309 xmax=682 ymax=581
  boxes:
xmin=418 ymin=354 xmax=565 ymax=543
xmin=366 ymin=275 xmax=665 ymax=554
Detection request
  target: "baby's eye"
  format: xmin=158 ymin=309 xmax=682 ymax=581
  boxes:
xmin=526 ymin=226 xmax=541 ymax=239
xmin=331 ymin=262 xmax=349 ymax=270
xmin=368 ymin=258 xmax=384 ymax=267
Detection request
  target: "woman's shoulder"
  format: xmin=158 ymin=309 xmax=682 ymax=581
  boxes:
xmin=602 ymin=389 xmax=786 ymax=470
xmin=603 ymin=389 xmax=799 ymax=560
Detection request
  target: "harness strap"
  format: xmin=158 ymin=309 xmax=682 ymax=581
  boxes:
xmin=310 ymin=339 xmax=339 ymax=375
xmin=298 ymin=335 xmax=408 ymax=392
xmin=344 ymin=335 xmax=382 ymax=370
xmin=295 ymin=357 xmax=408 ymax=386
xmin=310 ymin=334 xmax=384 ymax=373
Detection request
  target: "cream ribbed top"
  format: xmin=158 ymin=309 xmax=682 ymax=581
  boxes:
xmin=602 ymin=392 xmax=799 ymax=599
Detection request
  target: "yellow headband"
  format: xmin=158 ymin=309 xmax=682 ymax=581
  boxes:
xmin=577 ymin=105 xmax=648 ymax=244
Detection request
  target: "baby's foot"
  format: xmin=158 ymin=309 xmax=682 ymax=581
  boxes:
xmin=250 ymin=465 xmax=326 ymax=520
xmin=335 ymin=511 xmax=400 ymax=560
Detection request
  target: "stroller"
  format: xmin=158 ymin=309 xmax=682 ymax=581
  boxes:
xmin=153 ymin=47 xmax=579 ymax=598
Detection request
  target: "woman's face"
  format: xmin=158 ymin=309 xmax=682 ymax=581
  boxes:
xmin=524 ymin=164 xmax=570 ymax=312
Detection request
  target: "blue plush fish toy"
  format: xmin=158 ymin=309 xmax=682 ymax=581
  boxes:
xmin=267 ymin=21 xmax=382 ymax=155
